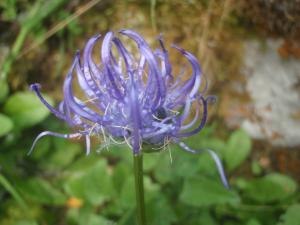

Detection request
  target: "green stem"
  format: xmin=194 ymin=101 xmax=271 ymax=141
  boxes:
xmin=0 ymin=0 xmax=68 ymax=81
xmin=0 ymin=174 xmax=27 ymax=209
xmin=150 ymin=0 xmax=157 ymax=31
xmin=133 ymin=153 xmax=146 ymax=225
xmin=0 ymin=27 xmax=28 ymax=81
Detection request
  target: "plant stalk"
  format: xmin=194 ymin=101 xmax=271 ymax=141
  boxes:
xmin=133 ymin=153 xmax=146 ymax=225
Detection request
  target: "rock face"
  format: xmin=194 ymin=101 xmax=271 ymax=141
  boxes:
xmin=242 ymin=40 xmax=300 ymax=147
xmin=238 ymin=0 xmax=300 ymax=39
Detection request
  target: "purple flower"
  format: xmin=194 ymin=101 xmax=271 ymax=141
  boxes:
xmin=30 ymin=29 xmax=228 ymax=188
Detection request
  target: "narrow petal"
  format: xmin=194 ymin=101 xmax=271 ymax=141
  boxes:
xmin=63 ymin=56 xmax=103 ymax=124
xmin=119 ymin=29 xmax=166 ymax=110
xmin=75 ymin=52 xmax=96 ymax=98
xmin=85 ymin=135 xmax=91 ymax=155
xmin=158 ymin=34 xmax=173 ymax=81
xmin=176 ymin=140 xmax=229 ymax=188
xmin=101 ymin=32 xmax=124 ymax=100
xmin=82 ymin=35 xmax=107 ymax=99
xmin=30 ymin=83 xmax=65 ymax=120
xmin=175 ymin=96 xmax=208 ymax=138
xmin=171 ymin=44 xmax=202 ymax=99
xmin=28 ymin=131 xmax=81 ymax=155
xmin=180 ymin=104 xmax=200 ymax=130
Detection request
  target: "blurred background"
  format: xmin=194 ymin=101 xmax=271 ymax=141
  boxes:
xmin=0 ymin=0 xmax=300 ymax=225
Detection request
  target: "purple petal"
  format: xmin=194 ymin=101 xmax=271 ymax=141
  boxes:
xmin=175 ymin=96 xmax=208 ymax=138
xmin=171 ymin=44 xmax=202 ymax=99
xmin=30 ymin=83 xmax=66 ymax=120
xmin=63 ymin=56 xmax=103 ymax=124
xmin=176 ymin=140 xmax=229 ymax=188
xmin=119 ymin=29 xmax=166 ymax=110
xmin=28 ymin=131 xmax=81 ymax=155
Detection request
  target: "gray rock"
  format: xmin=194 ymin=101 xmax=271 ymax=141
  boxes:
xmin=242 ymin=40 xmax=300 ymax=147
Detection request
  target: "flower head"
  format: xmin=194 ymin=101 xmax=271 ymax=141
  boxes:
xmin=30 ymin=29 xmax=228 ymax=188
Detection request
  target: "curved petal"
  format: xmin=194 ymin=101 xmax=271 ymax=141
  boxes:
xmin=28 ymin=131 xmax=81 ymax=155
xmin=75 ymin=52 xmax=95 ymax=97
xmin=158 ymin=34 xmax=173 ymax=81
xmin=171 ymin=44 xmax=202 ymax=99
xmin=82 ymin=35 xmax=107 ymax=99
xmin=101 ymin=32 xmax=124 ymax=100
xmin=119 ymin=29 xmax=166 ymax=110
xmin=175 ymin=96 xmax=208 ymax=138
xmin=176 ymin=140 xmax=229 ymax=188
xmin=180 ymin=103 xmax=199 ymax=130
xmin=63 ymin=56 xmax=103 ymax=124
xmin=30 ymin=83 xmax=65 ymax=120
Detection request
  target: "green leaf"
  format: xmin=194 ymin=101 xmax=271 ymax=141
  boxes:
xmin=43 ymin=139 xmax=81 ymax=169
xmin=112 ymin=162 xmax=131 ymax=193
xmin=0 ymin=0 xmax=17 ymax=21
xmin=66 ymin=206 xmax=114 ymax=225
xmin=152 ymin=144 xmax=226 ymax=185
xmin=186 ymin=137 xmax=226 ymax=155
xmin=197 ymin=151 xmax=222 ymax=177
xmin=64 ymin=159 xmax=115 ymax=206
xmin=66 ymin=154 xmax=99 ymax=172
xmin=251 ymin=160 xmax=262 ymax=175
xmin=172 ymin=149 xmax=201 ymax=178
xmin=143 ymin=153 xmax=160 ymax=172
xmin=0 ymin=113 xmax=13 ymax=137
xmin=196 ymin=211 xmax=218 ymax=225
xmin=119 ymin=175 xmax=160 ymax=209
xmin=246 ymin=219 xmax=262 ymax=225
xmin=180 ymin=177 xmax=240 ymax=207
xmin=242 ymin=173 xmax=297 ymax=203
xmin=153 ymin=151 xmax=173 ymax=184
xmin=81 ymin=214 xmax=114 ymax=225
xmin=0 ymin=80 xmax=9 ymax=102
xmin=224 ymin=129 xmax=252 ymax=171
xmin=30 ymin=136 xmax=51 ymax=159
xmin=277 ymin=204 xmax=300 ymax=225
xmin=14 ymin=221 xmax=38 ymax=225
xmin=17 ymin=178 xmax=66 ymax=205
xmin=185 ymin=210 xmax=218 ymax=225
xmin=0 ymin=174 xmax=27 ymax=209
xmin=119 ymin=176 xmax=135 ymax=209
xmin=3 ymin=91 xmax=53 ymax=128
xmin=147 ymin=195 xmax=177 ymax=225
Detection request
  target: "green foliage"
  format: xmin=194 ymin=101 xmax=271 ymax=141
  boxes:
xmin=17 ymin=178 xmax=66 ymax=205
xmin=246 ymin=219 xmax=261 ymax=225
xmin=44 ymin=139 xmax=81 ymax=170
xmin=240 ymin=173 xmax=297 ymax=203
xmin=0 ymin=0 xmax=69 ymax=80
xmin=0 ymin=113 xmax=13 ymax=137
xmin=277 ymin=204 xmax=300 ymax=225
xmin=3 ymin=91 xmax=53 ymax=129
xmin=0 ymin=80 xmax=9 ymax=103
xmin=224 ymin=129 xmax=252 ymax=171
xmin=146 ymin=195 xmax=177 ymax=225
xmin=0 ymin=0 xmax=17 ymax=21
xmin=64 ymin=158 xmax=115 ymax=206
xmin=0 ymin=174 xmax=27 ymax=209
xmin=1 ymin=116 xmax=299 ymax=225
xmin=180 ymin=177 xmax=240 ymax=207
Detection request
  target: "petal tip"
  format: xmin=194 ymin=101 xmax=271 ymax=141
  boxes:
xmin=30 ymin=83 xmax=41 ymax=91
xmin=94 ymin=33 xmax=101 ymax=39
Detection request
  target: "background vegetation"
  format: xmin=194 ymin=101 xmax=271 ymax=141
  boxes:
xmin=0 ymin=1 xmax=299 ymax=225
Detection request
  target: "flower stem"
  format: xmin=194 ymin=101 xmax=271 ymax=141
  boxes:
xmin=133 ymin=153 xmax=146 ymax=225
